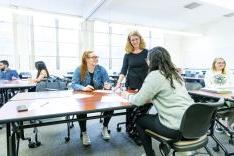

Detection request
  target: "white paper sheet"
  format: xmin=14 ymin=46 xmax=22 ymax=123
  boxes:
xmin=101 ymin=96 xmax=128 ymax=103
xmin=93 ymin=90 xmax=113 ymax=94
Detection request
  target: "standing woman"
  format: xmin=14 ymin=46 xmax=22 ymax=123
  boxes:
xmin=115 ymin=30 xmax=148 ymax=90
xmin=115 ymin=31 xmax=150 ymax=144
xmin=71 ymin=51 xmax=113 ymax=146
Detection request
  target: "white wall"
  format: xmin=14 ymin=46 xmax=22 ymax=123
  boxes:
xmin=164 ymin=34 xmax=183 ymax=68
xmin=181 ymin=19 xmax=234 ymax=69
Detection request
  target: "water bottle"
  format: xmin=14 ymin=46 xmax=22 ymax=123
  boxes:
xmin=120 ymin=82 xmax=126 ymax=92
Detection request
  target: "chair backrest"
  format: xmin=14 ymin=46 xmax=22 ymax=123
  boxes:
xmin=36 ymin=75 xmax=67 ymax=92
xmin=180 ymin=98 xmax=224 ymax=139
xmin=19 ymin=72 xmax=32 ymax=79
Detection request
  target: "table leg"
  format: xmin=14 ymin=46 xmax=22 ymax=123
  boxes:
xmin=6 ymin=123 xmax=17 ymax=156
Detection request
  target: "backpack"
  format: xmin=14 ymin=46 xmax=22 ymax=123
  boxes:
xmin=36 ymin=75 xmax=67 ymax=92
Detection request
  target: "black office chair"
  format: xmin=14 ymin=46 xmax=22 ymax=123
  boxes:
xmin=19 ymin=72 xmax=32 ymax=79
xmin=145 ymin=98 xmax=224 ymax=156
xmin=36 ymin=75 xmax=67 ymax=92
xmin=185 ymin=82 xmax=203 ymax=91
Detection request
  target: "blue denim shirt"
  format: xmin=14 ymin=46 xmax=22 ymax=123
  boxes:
xmin=0 ymin=69 xmax=19 ymax=80
xmin=71 ymin=65 xmax=109 ymax=91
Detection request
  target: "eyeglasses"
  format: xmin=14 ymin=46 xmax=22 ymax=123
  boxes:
xmin=88 ymin=56 xmax=99 ymax=59
xmin=216 ymin=62 xmax=225 ymax=65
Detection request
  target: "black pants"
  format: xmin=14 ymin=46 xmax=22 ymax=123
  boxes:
xmin=126 ymin=103 xmax=152 ymax=136
xmin=28 ymin=86 xmax=36 ymax=92
xmin=77 ymin=110 xmax=114 ymax=132
xmin=136 ymin=114 xmax=180 ymax=156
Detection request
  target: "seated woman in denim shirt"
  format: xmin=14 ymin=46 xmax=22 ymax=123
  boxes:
xmin=71 ymin=50 xmax=113 ymax=146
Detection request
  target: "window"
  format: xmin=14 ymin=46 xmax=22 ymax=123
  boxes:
xmin=94 ymin=21 xmax=110 ymax=70
xmin=0 ymin=11 xmax=15 ymax=68
xmin=33 ymin=16 xmax=56 ymax=70
xmin=33 ymin=15 xmax=81 ymax=71
xmin=58 ymin=16 xmax=81 ymax=71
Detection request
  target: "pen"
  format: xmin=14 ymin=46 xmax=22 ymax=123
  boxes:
xmin=40 ymin=102 xmax=49 ymax=107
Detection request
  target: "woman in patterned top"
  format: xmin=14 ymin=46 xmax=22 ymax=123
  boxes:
xmin=205 ymin=57 xmax=234 ymax=133
xmin=205 ymin=57 xmax=233 ymax=88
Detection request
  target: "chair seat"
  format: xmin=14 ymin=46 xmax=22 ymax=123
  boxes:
xmin=145 ymin=129 xmax=173 ymax=142
xmin=172 ymin=135 xmax=208 ymax=152
xmin=145 ymin=129 xmax=208 ymax=152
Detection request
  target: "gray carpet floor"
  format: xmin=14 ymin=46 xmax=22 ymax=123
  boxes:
xmin=0 ymin=110 xmax=232 ymax=156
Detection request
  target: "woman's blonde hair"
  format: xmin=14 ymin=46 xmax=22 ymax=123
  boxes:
xmin=211 ymin=57 xmax=227 ymax=74
xmin=125 ymin=31 xmax=146 ymax=53
xmin=80 ymin=50 xmax=93 ymax=81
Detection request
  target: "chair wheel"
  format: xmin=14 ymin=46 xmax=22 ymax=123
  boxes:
xmin=28 ymin=142 xmax=36 ymax=148
xmin=36 ymin=141 xmax=41 ymax=146
xmin=117 ymin=127 xmax=121 ymax=132
xmin=65 ymin=137 xmax=70 ymax=142
xmin=213 ymin=146 xmax=220 ymax=152
xmin=229 ymin=139 xmax=234 ymax=144
xmin=28 ymin=141 xmax=41 ymax=148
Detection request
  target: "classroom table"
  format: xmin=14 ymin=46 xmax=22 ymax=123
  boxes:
xmin=0 ymin=90 xmax=132 ymax=156
xmin=10 ymin=90 xmax=74 ymax=101
xmin=0 ymin=80 xmax=36 ymax=89
xmin=189 ymin=89 xmax=234 ymax=102
xmin=0 ymin=80 xmax=36 ymax=105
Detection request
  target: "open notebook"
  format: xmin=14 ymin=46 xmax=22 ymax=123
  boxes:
xmin=201 ymin=87 xmax=234 ymax=94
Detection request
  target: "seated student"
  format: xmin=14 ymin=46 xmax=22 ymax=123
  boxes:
xmin=205 ymin=57 xmax=234 ymax=132
xmin=122 ymin=47 xmax=194 ymax=156
xmin=0 ymin=60 xmax=19 ymax=80
xmin=71 ymin=50 xmax=113 ymax=146
xmin=205 ymin=57 xmax=234 ymax=88
xmin=30 ymin=61 xmax=49 ymax=83
xmin=28 ymin=61 xmax=49 ymax=92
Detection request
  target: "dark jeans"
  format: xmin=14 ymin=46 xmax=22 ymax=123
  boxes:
xmin=77 ymin=110 xmax=114 ymax=132
xmin=136 ymin=114 xmax=180 ymax=156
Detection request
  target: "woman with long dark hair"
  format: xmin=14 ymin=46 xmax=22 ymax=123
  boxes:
xmin=122 ymin=47 xmax=194 ymax=156
xmin=31 ymin=61 xmax=49 ymax=83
